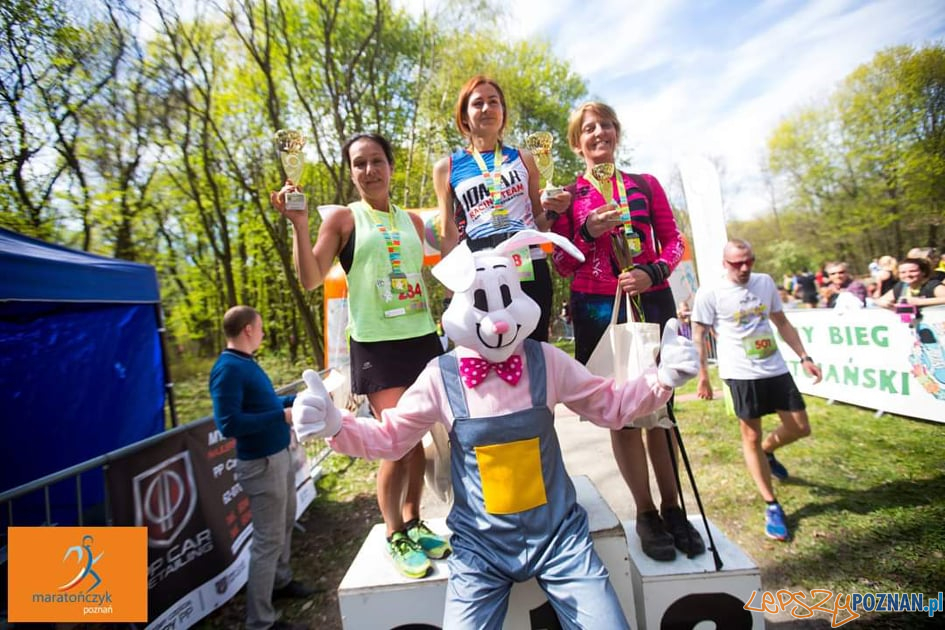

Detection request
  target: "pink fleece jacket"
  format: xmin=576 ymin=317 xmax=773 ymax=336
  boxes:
xmin=550 ymin=172 xmax=684 ymax=296
xmin=328 ymin=343 xmax=671 ymax=461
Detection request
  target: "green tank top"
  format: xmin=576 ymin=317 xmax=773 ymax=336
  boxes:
xmin=346 ymin=200 xmax=436 ymax=342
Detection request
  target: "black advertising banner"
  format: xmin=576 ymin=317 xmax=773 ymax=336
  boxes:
xmin=106 ymin=421 xmax=253 ymax=629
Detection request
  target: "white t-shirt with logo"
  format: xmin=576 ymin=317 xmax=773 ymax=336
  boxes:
xmin=691 ymin=273 xmax=789 ymax=380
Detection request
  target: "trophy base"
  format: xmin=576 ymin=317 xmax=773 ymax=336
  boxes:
xmin=285 ymin=192 xmax=306 ymax=212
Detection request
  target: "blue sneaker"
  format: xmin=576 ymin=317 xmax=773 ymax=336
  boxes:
xmin=766 ymin=451 xmax=789 ymax=481
xmin=765 ymin=504 xmax=789 ymax=541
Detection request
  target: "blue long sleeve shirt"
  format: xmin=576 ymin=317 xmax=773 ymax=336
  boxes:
xmin=209 ymin=349 xmax=296 ymax=460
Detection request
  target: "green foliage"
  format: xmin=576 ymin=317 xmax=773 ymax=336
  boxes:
xmin=1 ymin=0 xmax=590 ymax=363
xmin=765 ymin=43 xmax=945 ymax=273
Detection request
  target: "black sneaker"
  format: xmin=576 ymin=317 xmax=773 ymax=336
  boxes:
xmin=272 ymin=579 xmax=316 ymax=601
xmin=635 ymin=510 xmax=676 ymax=561
xmin=661 ymin=506 xmax=706 ymax=557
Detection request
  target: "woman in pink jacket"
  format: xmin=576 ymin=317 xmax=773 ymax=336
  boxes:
xmin=551 ymin=101 xmax=704 ymax=562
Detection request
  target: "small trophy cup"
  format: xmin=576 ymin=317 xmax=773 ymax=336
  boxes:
xmin=525 ymin=131 xmax=563 ymax=198
xmin=590 ymin=162 xmax=615 ymax=205
xmin=275 ymin=129 xmax=306 ymax=211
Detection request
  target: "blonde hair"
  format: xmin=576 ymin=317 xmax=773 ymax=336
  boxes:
xmin=566 ymin=102 xmax=621 ymax=154
xmin=878 ymin=255 xmax=898 ymax=279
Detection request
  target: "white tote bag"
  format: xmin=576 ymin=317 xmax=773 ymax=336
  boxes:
xmin=582 ymin=290 xmax=672 ymax=428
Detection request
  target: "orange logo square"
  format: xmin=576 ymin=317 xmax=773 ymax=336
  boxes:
xmin=8 ymin=527 xmax=148 ymax=623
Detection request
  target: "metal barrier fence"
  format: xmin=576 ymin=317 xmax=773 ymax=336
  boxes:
xmin=0 ymin=378 xmax=332 ymax=560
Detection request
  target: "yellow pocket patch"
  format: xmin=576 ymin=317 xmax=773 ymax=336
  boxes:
xmin=475 ymin=437 xmax=547 ymax=514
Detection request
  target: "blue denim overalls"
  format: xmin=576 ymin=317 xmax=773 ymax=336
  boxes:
xmin=439 ymin=339 xmax=630 ymax=629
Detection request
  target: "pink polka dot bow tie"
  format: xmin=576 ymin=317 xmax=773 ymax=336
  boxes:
xmin=458 ymin=354 xmax=523 ymax=388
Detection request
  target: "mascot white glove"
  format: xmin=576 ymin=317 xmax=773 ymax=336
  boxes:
xmin=292 ymin=369 xmax=343 ymax=442
xmin=657 ymin=318 xmax=699 ymax=389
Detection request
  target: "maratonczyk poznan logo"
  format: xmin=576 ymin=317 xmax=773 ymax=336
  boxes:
xmin=31 ymin=534 xmax=113 ymax=613
xmin=9 ymin=526 xmax=146 ymax=623
xmin=59 ymin=534 xmax=104 ymax=592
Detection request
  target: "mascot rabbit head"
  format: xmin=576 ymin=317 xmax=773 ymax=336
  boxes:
xmin=433 ymin=229 xmax=584 ymax=363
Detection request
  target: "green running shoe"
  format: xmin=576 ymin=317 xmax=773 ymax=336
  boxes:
xmin=406 ymin=519 xmax=452 ymax=559
xmin=386 ymin=531 xmax=431 ymax=578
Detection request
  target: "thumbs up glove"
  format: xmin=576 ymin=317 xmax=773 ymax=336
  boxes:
xmin=292 ymin=369 xmax=343 ymax=442
xmin=657 ymin=318 xmax=699 ymax=389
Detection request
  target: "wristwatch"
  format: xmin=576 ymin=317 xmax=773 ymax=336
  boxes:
xmin=800 ymin=356 xmax=814 ymax=364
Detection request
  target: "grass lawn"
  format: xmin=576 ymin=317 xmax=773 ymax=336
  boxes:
xmin=671 ymin=370 xmax=945 ymax=627
xmin=184 ymin=347 xmax=945 ymax=628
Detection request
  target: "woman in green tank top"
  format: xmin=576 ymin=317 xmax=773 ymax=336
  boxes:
xmin=272 ymin=133 xmax=449 ymax=579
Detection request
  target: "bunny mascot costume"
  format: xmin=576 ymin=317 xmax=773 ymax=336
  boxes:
xmin=293 ymin=229 xmax=699 ymax=629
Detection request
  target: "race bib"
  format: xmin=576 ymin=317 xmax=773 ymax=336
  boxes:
xmin=509 ymin=246 xmax=535 ymax=282
xmin=742 ymin=332 xmax=778 ymax=359
xmin=377 ymin=272 xmax=428 ymax=318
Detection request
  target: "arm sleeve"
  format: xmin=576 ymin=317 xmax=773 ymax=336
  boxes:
xmin=690 ymin=286 xmax=715 ymax=326
xmin=645 ymin=174 xmax=684 ymax=271
xmin=328 ymin=366 xmax=446 ymax=461
xmin=544 ymin=345 xmax=671 ymax=429
xmin=550 ymin=184 xmax=595 ymax=277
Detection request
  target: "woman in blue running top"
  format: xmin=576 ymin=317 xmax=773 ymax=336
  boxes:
xmin=433 ymin=75 xmax=570 ymax=342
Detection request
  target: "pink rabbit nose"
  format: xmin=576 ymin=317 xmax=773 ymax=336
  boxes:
xmin=491 ymin=320 xmax=510 ymax=334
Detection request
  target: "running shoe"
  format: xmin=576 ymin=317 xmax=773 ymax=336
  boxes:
xmin=406 ymin=519 xmax=452 ymax=559
xmin=766 ymin=451 xmax=789 ymax=481
xmin=386 ymin=531 xmax=431 ymax=578
xmin=765 ymin=503 xmax=790 ymax=541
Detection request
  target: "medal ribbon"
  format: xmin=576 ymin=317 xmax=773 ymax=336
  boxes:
xmin=612 ymin=171 xmax=633 ymax=239
xmin=365 ymin=202 xmax=402 ymax=275
xmin=587 ymin=170 xmax=644 ymax=319
xmin=470 ymin=144 xmax=509 ymax=225
xmin=586 ymin=168 xmax=632 ymax=238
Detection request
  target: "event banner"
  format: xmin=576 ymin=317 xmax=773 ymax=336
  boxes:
xmin=106 ymin=420 xmax=316 ymax=629
xmin=781 ymin=307 xmax=945 ymax=423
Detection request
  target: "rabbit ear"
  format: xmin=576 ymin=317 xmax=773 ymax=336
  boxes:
xmin=496 ymin=228 xmax=585 ymax=263
xmin=432 ymin=240 xmax=477 ymax=293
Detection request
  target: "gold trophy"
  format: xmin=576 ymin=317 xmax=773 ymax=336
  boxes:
xmin=275 ymin=129 xmax=306 ymax=211
xmin=525 ymin=131 xmax=563 ymax=198
xmin=590 ymin=162 xmax=615 ymax=205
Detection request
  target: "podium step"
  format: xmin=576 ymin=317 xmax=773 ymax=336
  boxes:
xmin=625 ymin=516 xmax=765 ymax=629
xmin=337 ymin=475 xmax=634 ymax=629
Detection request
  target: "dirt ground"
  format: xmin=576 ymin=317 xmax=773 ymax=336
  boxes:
xmin=199 ymin=491 xmax=381 ymax=630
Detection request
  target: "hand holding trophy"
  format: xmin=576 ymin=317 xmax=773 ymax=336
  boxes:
xmin=525 ymin=131 xmax=563 ymax=199
xmin=590 ymin=162 xmax=642 ymax=271
xmin=275 ymin=129 xmax=306 ymax=211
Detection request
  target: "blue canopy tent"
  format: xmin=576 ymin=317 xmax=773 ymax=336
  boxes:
xmin=0 ymin=228 xmax=175 ymax=519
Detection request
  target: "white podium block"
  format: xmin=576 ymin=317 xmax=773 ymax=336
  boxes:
xmin=337 ymin=518 xmax=449 ymax=628
xmin=337 ymin=475 xmax=634 ymax=629
xmin=625 ymin=516 xmax=765 ymax=629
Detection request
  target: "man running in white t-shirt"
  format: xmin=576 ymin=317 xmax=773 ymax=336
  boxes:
xmin=691 ymin=239 xmax=822 ymax=541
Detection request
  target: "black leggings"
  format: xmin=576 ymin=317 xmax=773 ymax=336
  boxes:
xmin=523 ymin=258 xmax=552 ymax=343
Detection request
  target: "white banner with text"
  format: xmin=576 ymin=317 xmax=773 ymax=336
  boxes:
xmin=780 ymin=307 xmax=945 ymax=423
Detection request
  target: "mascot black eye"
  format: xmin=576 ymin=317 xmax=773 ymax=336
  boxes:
xmin=500 ymin=284 xmax=512 ymax=307
xmin=473 ymin=288 xmax=488 ymax=311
